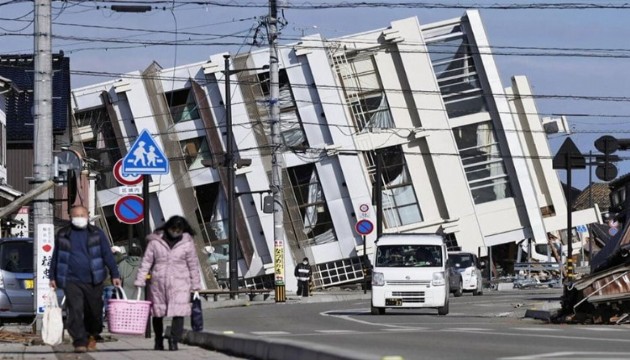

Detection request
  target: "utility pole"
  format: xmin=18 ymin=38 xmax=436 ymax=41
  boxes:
xmin=224 ymin=55 xmax=239 ymax=299
xmin=269 ymin=0 xmax=286 ymax=303
xmin=33 ymin=0 xmax=54 ymax=332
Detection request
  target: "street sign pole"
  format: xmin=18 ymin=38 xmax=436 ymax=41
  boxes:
xmin=143 ymin=174 xmax=151 ymax=338
xmin=565 ymin=152 xmax=574 ymax=281
xmin=363 ymin=235 xmax=367 ymax=294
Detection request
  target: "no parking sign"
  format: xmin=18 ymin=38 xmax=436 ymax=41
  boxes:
xmin=114 ymin=195 xmax=144 ymax=224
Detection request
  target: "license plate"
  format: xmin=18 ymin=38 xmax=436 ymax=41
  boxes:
xmin=386 ymin=298 xmax=402 ymax=306
xmin=24 ymin=279 xmax=34 ymax=289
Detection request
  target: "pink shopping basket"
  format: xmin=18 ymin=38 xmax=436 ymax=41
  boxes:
xmin=107 ymin=286 xmax=152 ymax=335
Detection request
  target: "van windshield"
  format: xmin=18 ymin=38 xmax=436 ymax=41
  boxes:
xmin=0 ymin=241 xmax=34 ymax=273
xmin=375 ymin=245 xmax=442 ymax=268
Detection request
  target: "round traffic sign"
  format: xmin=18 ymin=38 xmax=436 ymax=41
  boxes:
xmin=594 ymin=135 xmax=619 ymax=155
xmin=359 ymin=204 xmax=370 ymax=213
xmin=113 ymin=159 xmax=142 ymax=186
xmin=355 ymin=219 xmax=374 ymax=235
xmin=114 ymin=195 xmax=144 ymax=224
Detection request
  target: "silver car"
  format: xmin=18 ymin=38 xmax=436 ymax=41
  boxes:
xmin=0 ymin=237 xmax=37 ymax=323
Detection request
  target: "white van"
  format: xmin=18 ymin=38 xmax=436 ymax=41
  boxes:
xmin=371 ymin=234 xmax=450 ymax=315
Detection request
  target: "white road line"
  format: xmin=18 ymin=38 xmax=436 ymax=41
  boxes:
xmin=578 ymin=327 xmax=625 ymax=332
xmin=315 ymin=330 xmax=358 ymax=333
xmin=382 ymin=327 xmax=428 ymax=332
xmin=500 ymin=351 xmax=630 ymax=359
xmin=441 ymin=328 xmax=492 ymax=332
xmin=512 ymin=327 xmax=561 ymax=332
xmin=251 ymin=331 xmax=291 ymax=335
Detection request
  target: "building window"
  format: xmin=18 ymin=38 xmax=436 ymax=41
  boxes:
xmin=180 ymin=136 xmax=211 ymax=170
xmin=74 ymin=107 xmax=122 ymax=191
xmin=452 ymin=121 xmax=513 ymax=204
xmin=287 ymin=164 xmax=337 ymax=246
xmin=256 ymin=70 xmax=307 ymax=148
xmin=194 ymin=182 xmax=228 ymax=244
xmin=365 ymin=146 xmax=423 ymax=227
xmin=0 ymin=123 xmax=5 ymax=166
xmin=165 ymin=88 xmax=199 ymax=124
xmin=425 ymin=27 xmax=487 ymax=118
xmin=333 ymin=51 xmax=394 ymax=133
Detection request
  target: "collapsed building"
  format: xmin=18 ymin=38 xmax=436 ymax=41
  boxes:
xmin=68 ymin=10 xmax=597 ymax=292
xmin=562 ymin=174 xmax=630 ymax=324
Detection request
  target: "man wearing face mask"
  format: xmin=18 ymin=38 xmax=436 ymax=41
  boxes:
xmin=294 ymin=257 xmax=312 ymax=297
xmin=134 ymin=215 xmax=202 ymax=351
xmin=49 ymin=205 xmax=121 ymax=353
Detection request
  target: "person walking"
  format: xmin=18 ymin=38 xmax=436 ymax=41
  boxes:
xmin=119 ymin=243 xmax=142 ymax=297
xmin=294 ymin=257 xmax=312 ymax=297
xmin=49 ymin=205 xmax=121 ymax=353
xmin=134 ymin=216 xmax=202 ymax=351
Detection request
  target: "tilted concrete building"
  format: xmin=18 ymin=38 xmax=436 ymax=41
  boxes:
xmin=70 ymin=10 xmax=596 ymax=291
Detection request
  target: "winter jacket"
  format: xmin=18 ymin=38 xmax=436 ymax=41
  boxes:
xmin=50 ymin=224 xmax=120 ymax=289
xmin=294 ymin=262 xmax=312 ymax=282
xmin=134 ymin=231 xmax=202 ymax=317
xmin=119 ymin=255 xmax=142 ymax=298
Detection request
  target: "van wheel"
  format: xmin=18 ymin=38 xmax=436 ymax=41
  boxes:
xmin=371 ymin=305 xmax=385 ymax=315
xmin=437 ymin=300 xmax=449 ymax=316
xmin=453 ymin=280 xmax=463 ymax=297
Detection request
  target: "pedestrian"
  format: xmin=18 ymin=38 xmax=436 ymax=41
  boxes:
xmin=49 ymin=205 xmax=121 ymax=353
xmin=102 ymin=246 xmax=124 ymax=322
xmin=134 ymin=216 xmax=202 ymax=351
xmin=119 ymin=243 xmax=142 ymax=297
xmin=294 ymin=257 xmax=312 ymax=297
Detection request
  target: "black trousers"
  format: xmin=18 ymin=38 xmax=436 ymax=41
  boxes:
xmin=297 ymin=280 xmax=309 ymax=297
xmin=64 ymin=281 xmax=104 ymax=347
xmin=152 ymin=316 xmax=184 ymax=341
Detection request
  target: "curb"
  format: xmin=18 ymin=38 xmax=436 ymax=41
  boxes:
xmin=181 ymin=329 xmax=379 ymax=360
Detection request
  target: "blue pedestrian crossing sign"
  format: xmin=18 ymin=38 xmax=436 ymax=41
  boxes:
xmin=122 ymin=129 xmax=169 ymax=175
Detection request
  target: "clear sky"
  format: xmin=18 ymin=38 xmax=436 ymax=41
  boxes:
xmin=2 ymin=0 xmax=629 ymax=190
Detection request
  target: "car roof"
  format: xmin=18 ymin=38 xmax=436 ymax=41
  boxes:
xmin=448 ymin=251 xmax=475 ymax=256
xmin=0 ymin=237 xmax=34 ymax=243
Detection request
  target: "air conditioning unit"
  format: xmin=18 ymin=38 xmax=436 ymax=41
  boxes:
xmin=73 ymin=125 xmax=95 ymax=142
xmin=542 ymin=115 xmax=570 ymax=135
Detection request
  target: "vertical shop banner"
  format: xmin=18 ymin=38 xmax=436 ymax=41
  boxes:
xmin=274 ymin=239 xmax=284 ymax=285
xmin=10 ymin=206 xmax=29 ymax=238
xmin=36 ymin=224 xmax=55 ymax=314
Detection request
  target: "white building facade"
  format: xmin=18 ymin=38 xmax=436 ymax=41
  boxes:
xmin=70 ymin=10 xmax=596 ymax=290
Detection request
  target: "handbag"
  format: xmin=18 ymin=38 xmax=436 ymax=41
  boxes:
xmin=190 ymin=293 xmax=203 ymax=332
xmin=42 ymin=288 xmax=64 ymax=346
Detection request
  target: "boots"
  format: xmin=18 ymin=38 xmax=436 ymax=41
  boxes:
xmin=154 ymin=336 xmax=164 ymax=351
xmin=168 ymin=337 xmax=178 ymax=351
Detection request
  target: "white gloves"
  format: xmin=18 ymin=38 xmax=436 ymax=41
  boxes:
xmin=192 ymin=291 xmax=200 ymax=301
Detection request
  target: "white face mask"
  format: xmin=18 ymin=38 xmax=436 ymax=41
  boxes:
xmin=302 ymin=261 xmax=308 ymax=265
xmin=71 ymin=217 xmax=89 ymax=229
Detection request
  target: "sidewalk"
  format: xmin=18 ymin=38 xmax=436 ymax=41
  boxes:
xmin=0 ymin=327 xmax=242 ymax=360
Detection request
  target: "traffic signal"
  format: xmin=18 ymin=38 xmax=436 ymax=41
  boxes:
xmin=594 ymin=154 xmax=619 ymax=181
xmin=594 ymin=135 xmax=620 ymax=181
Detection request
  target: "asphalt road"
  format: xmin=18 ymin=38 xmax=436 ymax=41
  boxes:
xmin=202 ymin=289 xmax=630 ymax=360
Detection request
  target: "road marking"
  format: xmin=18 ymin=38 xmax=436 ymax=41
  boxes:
xmin=383 ymin=328 xmax=428 ymax=332
xmin=579 ymin=327 xmax=625 ymax=332
xmin=251 ymin=331 xmax=291 ymax=335
xmin=512 ymin=327 xmax=561 ymax=332
xmin=500 ymin=351 xmax=630 ymax=359
xmin=442 ymin=328 xmax=491 ymax=332
xmin=315 ymin=330 xmax=358 ymax=334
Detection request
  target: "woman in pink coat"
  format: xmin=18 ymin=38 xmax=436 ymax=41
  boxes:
xmin=135 ymin=216 xmax=202 ymax=351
